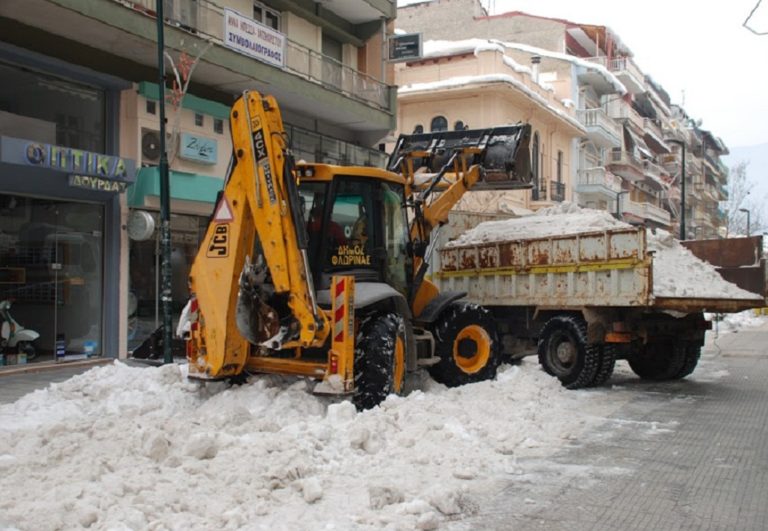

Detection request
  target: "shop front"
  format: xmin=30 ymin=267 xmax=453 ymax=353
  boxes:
xmin=0 ymin=139 xmax=135 ymax=366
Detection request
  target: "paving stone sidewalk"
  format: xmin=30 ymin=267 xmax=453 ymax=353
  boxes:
xmin=450 ymin=323 xmax=768 ymax=530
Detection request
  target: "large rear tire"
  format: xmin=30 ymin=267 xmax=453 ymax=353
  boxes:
xmin=591 ymin=344 xmax=618 ymax=387
xmin=628 ymin=341 xmax=686 ymax=380
xmin=671 ymin=343 xmax=701 ymax=379
xmin=537 ymin=315 xmax=599 ymax=389
xmin=17 ymin=341 xmax=36 ymax=362
xmin=428 ymin=302 xmax=501 ymax=387
xmin=353 ymin=313 xmax=406 ymax=410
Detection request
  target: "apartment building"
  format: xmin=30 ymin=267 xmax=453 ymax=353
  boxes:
xmin=0 ymin=0 xmax=395 ymax=365
xmin=396 ymin=0 xmax=730 ymax=236
xmin=394 ymin=39 xmax=585 ymax=212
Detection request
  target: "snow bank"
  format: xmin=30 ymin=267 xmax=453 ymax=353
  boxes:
xmin=446 ymin=204 xmax=763 ymax=301
xmin=0 ymin=361 xmax=632 ymax=530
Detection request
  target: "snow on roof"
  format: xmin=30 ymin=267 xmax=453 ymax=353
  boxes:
xmin=491 ymin=40 xmax=627 ymax=96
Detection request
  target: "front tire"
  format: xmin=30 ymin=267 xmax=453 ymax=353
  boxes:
xmin=537 ymin=315 xmax=599 ymax=389
xmin=353 ymin=313 xmax=406 ymax=410
xmin=428 ymin=302 xmax=501 ymax=387
xmin=17 ymin=341 xmax=36 ymax=361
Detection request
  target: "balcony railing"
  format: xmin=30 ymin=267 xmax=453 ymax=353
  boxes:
xmin=550 ymin=181 xmax=566 ymax=202
xmin=605 ymin=99 xmax=644 ymax=130
xmin=577 ymin=166 xmax=623 ymax=193
xmin=623 ymin=199 xmax=671 ymax=226
xmin=287 ymin=124 xmax=388 ymax=168
xmin=586 ymin=55 xmax=645 ymax=92
xmin=121 ymin=0 xmax=390 ymax=110
xmin=576 ymin=108 xmax=622 ymax=144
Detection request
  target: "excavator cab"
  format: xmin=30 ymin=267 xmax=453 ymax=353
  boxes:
xmin=296 ymin=165 xmax=412 ymax=299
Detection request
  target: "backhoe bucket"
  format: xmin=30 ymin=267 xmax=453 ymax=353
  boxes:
xmin=387 ymin=124 xmax=533 ymax=190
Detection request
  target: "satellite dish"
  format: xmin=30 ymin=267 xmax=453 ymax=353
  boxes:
xmin=127 ymin=210 xmax=156 ymax=241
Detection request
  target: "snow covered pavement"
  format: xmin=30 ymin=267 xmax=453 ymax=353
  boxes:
xmin=3 ymin=313 xmax=765 ymax=530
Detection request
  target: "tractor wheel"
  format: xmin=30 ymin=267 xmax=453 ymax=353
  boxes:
xmin=591 ymin=344 xmax=618 ymax=387
xmin=537 ymin=315 xmax=600 ymax=389
xmin=628 ymin=341 xmax=686 ymax=380
xmin=17 ymin=341 xmax=36 ymax=361
xmin=428 ymin=302 xmax=501 ymax=387
xmin=671 ymin=343 xmax=702 ymax=380
xmin=353 ymin=313 xmax=406 ymax=410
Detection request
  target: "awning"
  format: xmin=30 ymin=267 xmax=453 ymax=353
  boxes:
xmin=624 ymin=125 xmax=654 ymax=159
xmin=127 ymin=167 xmax=223 ymax=208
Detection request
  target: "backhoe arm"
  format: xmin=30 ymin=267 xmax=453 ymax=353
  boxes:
xmin=187 ymin=91 xmax=328 ymax=379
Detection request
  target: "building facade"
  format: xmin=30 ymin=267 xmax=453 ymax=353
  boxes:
xmin=396 ymin=0 xmax=729 ymax=235
xmin=0 ymin=0 xmax=395 ymax=367
xmin=394 ymin=39 xmax=585 ymax=212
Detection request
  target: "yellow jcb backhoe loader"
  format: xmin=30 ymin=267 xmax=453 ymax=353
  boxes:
xmin=185 ymin=90 xmax=532 ymax=409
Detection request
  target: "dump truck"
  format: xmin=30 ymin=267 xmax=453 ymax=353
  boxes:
xmin=184 ymin=89 xmax=536 ymax=409
xmin=430 ymin=212 xmax=766 ymax=388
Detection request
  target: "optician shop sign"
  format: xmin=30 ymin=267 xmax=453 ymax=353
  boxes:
xmin=0 ymin=136 xmax=136 ymax=193
xmin=224 ymin=8 xmax=285 ymax=68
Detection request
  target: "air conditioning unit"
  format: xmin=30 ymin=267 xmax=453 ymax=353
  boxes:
xmin=140 ymin=128 xmax=172 ymax=166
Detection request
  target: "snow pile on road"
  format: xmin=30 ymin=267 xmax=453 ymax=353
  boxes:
xmin=446 ymin=204 xmax=762 ymax=301
xmin=648 ymin=230 xmax=762 ymax=299
xmin=0 ymin=361 xmax=635 ymax=531
xmin=707 ymin=309 xmax=768 ymax=334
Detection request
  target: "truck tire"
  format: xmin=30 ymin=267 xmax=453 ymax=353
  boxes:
xmin=591 ymin=344 xmax=618 ymax=387
xmin=628 ymin=342 xmax=686 ymax=380
xmin=537 ymin=315 xmax=599 ymax=389
xmin=428 ymin=302 xmax=501 ymax=387
xmin=671 ymin=343 xmax=701 ymax=379
xmin=353 ymin=313 xmax=406 ymax=410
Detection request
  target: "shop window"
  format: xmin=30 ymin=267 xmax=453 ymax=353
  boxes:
xmin=214 ymin=118 xmax=224 ymax=135
xmin=254 ymin=1 xmax=280 ymax=30
xmin=194 ymin=113 xmax=204 ymax=127
xmin=430 ymin=116 xmax=448 ymax=132
xmin=0 ymin=61 xmax=106 ymax=152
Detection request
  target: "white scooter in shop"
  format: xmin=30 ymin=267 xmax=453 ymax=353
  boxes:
xmin=0 ymin=299 xmax=39 ymax=361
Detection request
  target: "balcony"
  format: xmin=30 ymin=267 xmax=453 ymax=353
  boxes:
xmin=0 ymin=0 xmax=395 ymax=138
xmin=586 ymin=56 xmax=646 ymax=94
xmin=576 ymin=108 xmax=622 ymax=148
xmin=576 ymin=167 xmax=623 ymax=199
xmin=643 ymin=159 xmax=668 ymax=190
xmin=606 ymin=99 xmax=644 ymax=131
xmin=550 ymin=180 xmax=566 ymax=202
xmin=622 ymin=199 xmax=672 ymax=227
xmin=607 ymin=149 xmax=644 ymax=182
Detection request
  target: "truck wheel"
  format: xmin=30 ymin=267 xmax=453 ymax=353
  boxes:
xmin=672 ymin=344 xmax=701 ymax=379
xmin=537 ymin=315 xmax=599 ymax=389
xmin=591 ymin=344 xmax=618 ymax=387
xmin=628 ymin=342 xmax=686 ymax=380
xmin=428 ymin=302 xmax=501 ymax=387
xmin=353 ymin=313 xmax=406 ymax=410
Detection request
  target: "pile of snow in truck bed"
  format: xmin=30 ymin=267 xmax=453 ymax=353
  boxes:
xmin=446 ymin=204 xmax=762 ymax=301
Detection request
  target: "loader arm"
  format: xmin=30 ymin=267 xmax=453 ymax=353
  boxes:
xmin=187 ymin=91 xmax=329 ymax=379
xmin=387 ymin=125 xmax=532 ymax=315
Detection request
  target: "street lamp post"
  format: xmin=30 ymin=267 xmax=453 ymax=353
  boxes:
xmin=155 ymin=0 xmax=173 ymax=364
xmin=667 ymin=139 xmax=686 ymax=240
xmin=739 ymin=208 xmax=751 ymax=236
xmin=615 ymin=190 xmax=630 ymax=219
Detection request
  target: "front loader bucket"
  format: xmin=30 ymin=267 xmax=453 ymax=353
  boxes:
xmin=387 ymin=124 xmax=533 ymax=190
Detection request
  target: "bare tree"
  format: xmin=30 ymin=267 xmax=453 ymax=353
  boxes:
xmin=164 ymin=40 xmax=212 ymax=164
xmin=724 ymin=160 xmax=767 ymax=236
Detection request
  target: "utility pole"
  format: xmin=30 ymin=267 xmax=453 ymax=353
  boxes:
xmin=156 ymin=0 xmax=173 ymax=364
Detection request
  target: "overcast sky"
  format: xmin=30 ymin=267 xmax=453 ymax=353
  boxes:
xmin=403 ymin=0 xmax=768 ymax=148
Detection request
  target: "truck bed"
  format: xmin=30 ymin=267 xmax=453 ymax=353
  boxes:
xmin=433 ymin=224 xmax=763 ymax=313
